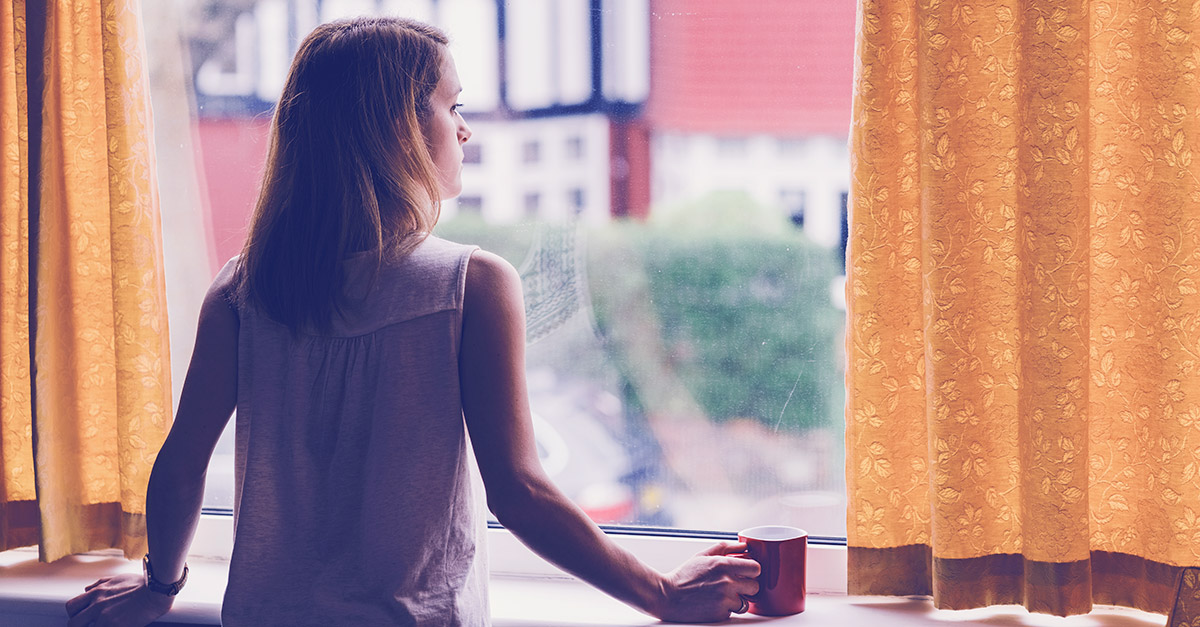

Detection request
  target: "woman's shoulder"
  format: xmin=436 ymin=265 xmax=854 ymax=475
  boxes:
xmin=463 ymin=248 xmax=522 ymax=312
xmin=207 ymin=255 xmax=242 ymax=310
xmin=464 ymin=248 xmax=517 ymax=282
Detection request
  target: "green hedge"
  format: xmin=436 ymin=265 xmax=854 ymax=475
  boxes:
xmin=435 ymin=209 xmax=843 ymax=433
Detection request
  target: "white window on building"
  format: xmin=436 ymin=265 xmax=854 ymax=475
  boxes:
xmin=524 ymin=192 xmax=541 ymax=217
xmin=506 ymin=0 xmax=592 ymax=109
xmin=777 ymin=136 xmax=806 ymax=156
xmin=522 ymin=140 xmax=541 ymax=164
xmin=716 ymin=136 xmax=748 ymax=157
xmin=780 ymin=188 xmax=807 ymax=227
xmin=566 ymin=136 xmax=585 ymax=160
xmin=568 ymin=188 xmax=586 ymax=214
xmin=600 ymin=0 xmax=650 ymax=103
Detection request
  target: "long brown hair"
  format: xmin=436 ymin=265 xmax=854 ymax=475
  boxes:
xmin=235 ymin=17 xmax=449 ymax=333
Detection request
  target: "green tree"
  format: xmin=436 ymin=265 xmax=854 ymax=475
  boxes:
xmin=436 ymin=193 xmax=844 ymax=433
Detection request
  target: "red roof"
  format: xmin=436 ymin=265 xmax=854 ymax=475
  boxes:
xmin=646 ymin=0 xmax=856 ymax=137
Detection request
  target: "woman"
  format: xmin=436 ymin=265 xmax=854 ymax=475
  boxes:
xmin=66 ymin=17 xmax=758 ymax=626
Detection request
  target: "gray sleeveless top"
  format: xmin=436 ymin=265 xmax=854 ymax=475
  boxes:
xmin=212 ymin=236 xmax=488 ymax=626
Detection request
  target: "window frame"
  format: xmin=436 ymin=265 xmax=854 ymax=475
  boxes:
xmin=186 ymin=512 xmax=848 ymax=594
xmin=165 ymin=0 xmax=851 ymax=584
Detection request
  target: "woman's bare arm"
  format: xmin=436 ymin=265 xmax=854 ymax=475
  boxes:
xmin=459 ymin=250 xmax=758 ymax=623
xmin=66 ymin=284 xmax=238 ymax=627
xmin=146 ymin=283 xmax=239 ymax=580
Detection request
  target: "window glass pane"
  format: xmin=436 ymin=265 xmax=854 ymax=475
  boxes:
xmin=439 ymin=0 xmax=500 ymax=112
xmin=145 ymin=0 xmax=852 ymax=539
xmin=504 ymin=0 xmax=554 ymax=110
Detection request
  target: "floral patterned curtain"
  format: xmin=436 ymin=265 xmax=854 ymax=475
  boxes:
xmin=0 ymin=0 xmax=38 ymax=554
xmin=848 ymin=0 xmax=1200 ymax=616
xmin=1 ymin=0 xmax=171 ymax=561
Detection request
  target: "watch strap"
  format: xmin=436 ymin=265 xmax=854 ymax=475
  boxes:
xmin=143 ymin=554 xmax=188 ymax=596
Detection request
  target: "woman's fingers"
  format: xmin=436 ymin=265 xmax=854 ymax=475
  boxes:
xmin=84 ymin=576 xmax=111 ymax=591
xmin=65 ymin=587 xmax=97 ymax=617
xmin=700 ymin=540 xmax=747 ymax=556
xmin=722 ymin=554 xmax=761 ymax=579
xmin=734 ymin=575 xmax=760 ymax=598
xmin=65 ymin=600 xmax=100 ymax=627
xmin=726 ymin=555 xmax=761 ymax=613
xmin=67 ymin=575 xmax=115 ymax=617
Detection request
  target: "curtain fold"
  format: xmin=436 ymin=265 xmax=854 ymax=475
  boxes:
xmin=0 ymin=0 xmax=171 ymax=561
xmin=848 ymin=0 xmax=1200 ymax=616
xmin=0 ymin=0 xmax=39 ymax=553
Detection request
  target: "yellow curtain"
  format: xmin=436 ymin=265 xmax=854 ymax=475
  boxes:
xmin=0 ymin=0 xmax=171 ymax=561
xmin=848 ymin=0 xmax=1200 ymax=616
xmin=1 ymin=0 xmax=38 ymax=552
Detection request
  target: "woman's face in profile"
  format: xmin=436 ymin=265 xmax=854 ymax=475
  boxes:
xmin=425 ymin=50 xmax=472 ymax=201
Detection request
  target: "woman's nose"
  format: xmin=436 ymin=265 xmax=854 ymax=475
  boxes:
xmin=459 ymin=121 xmax=472 ymax=144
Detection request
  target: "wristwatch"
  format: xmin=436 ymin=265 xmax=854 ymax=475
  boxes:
xmin=143 ymin=554 xmax=188 ymax=596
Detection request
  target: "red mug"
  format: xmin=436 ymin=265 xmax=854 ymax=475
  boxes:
xmin=738 ymin=525 xmax=807 ymax=616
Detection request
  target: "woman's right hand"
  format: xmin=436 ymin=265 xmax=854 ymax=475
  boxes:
xmin=652 ymin=541 xmax=761 ymax=623
xmin=65 ymin=573 xmax=174 ymax=627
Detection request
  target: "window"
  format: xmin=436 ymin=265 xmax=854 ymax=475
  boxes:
xmin=568 ymin=188 xmax=586 ymax=214
xmin=716 ymin=136 xmax=749 ymax=157
xmin=521 ymin=139 xmax=541 ymax=164
xmin=523 ymin=192 xmax=541 ymax=217
xmin=146 ymin=0 xmax=854 ymax=552
xmin=566 ymin=136 xmax=585 ymax=160
xmin=780 ymin=188 xmax=807 ymax=228
xmin=778 ymin=137 xmax=806 ymax=156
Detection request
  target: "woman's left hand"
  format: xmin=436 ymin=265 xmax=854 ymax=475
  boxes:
xmin=65 ymin=573 xmax=174 ymax=627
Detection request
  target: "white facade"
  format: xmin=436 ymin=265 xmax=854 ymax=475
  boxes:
xmin=446 ymin=114 xmax=613 ymax=225
xmin=651 ymin=132 xmax=850 ymax=250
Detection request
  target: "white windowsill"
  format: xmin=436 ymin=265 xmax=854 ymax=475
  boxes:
xmin=0 ymin=528 xmax=1167 ymax=627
